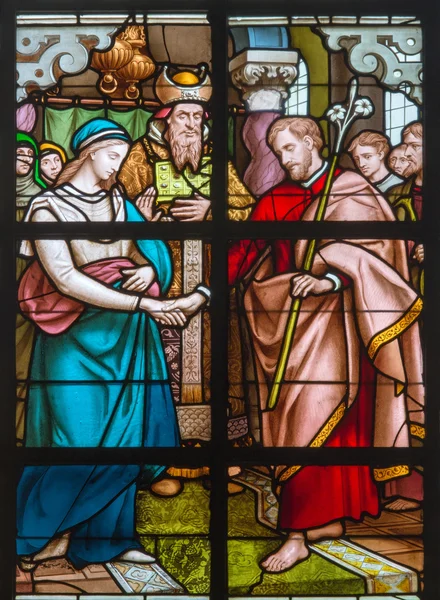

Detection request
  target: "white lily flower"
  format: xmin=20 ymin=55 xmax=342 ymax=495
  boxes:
xmin=326 ymin=104 xmax=347 ymax=122
xmin=353 ymin=97 xmax=374 ymax=117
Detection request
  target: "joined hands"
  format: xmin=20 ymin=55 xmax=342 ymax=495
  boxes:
xmin=139 ymin=292 xmax=207 ymax=326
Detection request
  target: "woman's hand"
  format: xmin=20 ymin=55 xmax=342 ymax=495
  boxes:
xmin=164 ymin=292 xmax=207 ymax=317
xmin=139 ymin=297 xmax=188 ymax=327
xmin=291 ymin=273 xmax=334 ymax=298
xmin=135 ymin=186 xmax=164 ymax=221
xmin=122 ymin=265 xmax=156 ymax=292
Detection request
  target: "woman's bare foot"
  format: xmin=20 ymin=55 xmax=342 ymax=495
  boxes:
xmin=307 ymin=521 xmax=344 ymax=542
xmin=151 ymin=478 xmax=182 ymax=497
xmin=19 ymin=532 xmax=71 ymax=571
xmin=260 ymin=532 xmax=310 ymax=573
xmin=385 ymin=498 xmax=420 ymax=511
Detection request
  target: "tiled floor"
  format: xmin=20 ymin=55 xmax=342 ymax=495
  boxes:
xmin=346 ymin=508 xmax=423 ymax=575
xmin=16 ymin=477 xmax=423 ymax=597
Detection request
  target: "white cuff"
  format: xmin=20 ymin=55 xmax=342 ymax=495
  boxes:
xmin=325 ymin=273 xmax=342 ymax=291
xmin=195 ymin=284 xmax=211 ymax=302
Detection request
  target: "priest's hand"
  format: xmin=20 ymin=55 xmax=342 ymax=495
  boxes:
xmin=170 ymin=194 xmax=211 ymax=221
xmin=413 ymin=244 xmax=424 ymax=263
xmin=136 ymin=186 xmax=164 ymax=221
xmin=164 ymin=292 xmax=207 ymax=318
xmin=139 ymin=297 xmax=187 ymax=327
xmin=291 ymin=273 xmax=334 ymax=298
xmin=121 ymin=265 xmax=156 ymax=292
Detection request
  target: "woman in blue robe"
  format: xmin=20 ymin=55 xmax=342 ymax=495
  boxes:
xmin=16 ymin=118 xmax=208 ymax=570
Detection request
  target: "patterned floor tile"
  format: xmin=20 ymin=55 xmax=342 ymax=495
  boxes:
xmin=313 ymin=539 xmax=419 ymax=594
xmin=106 ymin=561 xmax=184 ymax=594
xmin=32 ymin=559 xmax=120 ymax=593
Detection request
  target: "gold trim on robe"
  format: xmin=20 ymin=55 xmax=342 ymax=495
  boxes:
xmin=367 ymin=297 xmax=423 ymax=361
xmin=278 ymin=402 xmax=346 ymax=483
xmin=373 ymin=465 xmax=410 ymax=482
xmin=410 ymin=423 xmax=425 ymax=440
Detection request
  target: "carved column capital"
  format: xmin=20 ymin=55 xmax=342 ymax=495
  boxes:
xmin=229 ymin=49 xmax=298 ymax=112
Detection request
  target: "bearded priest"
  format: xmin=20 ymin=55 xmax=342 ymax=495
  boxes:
xmin=119 ymin=63 xmax=254 ymax=222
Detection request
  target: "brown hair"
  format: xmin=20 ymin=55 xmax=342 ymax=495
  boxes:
xmin=56 ymin=139 xmax=129 ymax=192
xmin=348 ymin=131 xmax=390 ymax=156
xmin=267 ymin=117 xmax=324 ymax=152
xmin=403 ymin=121 xmax=422 ymax=140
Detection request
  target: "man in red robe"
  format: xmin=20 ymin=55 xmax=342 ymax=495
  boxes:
xmin=228 ymin=117 xmax=424 ymax=573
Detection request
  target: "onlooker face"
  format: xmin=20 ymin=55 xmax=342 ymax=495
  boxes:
xmin=271 ymin=128 xmax=313 ymax=181
xmin=388 ymin=147 xmax=410 ymax=177
xmin=40 ymin=152 xmax=63 ymax=184
xmin=403 ymin=132 xmax=423 ymax=176
xmin=351 ymin=145 xmax=384 ymax=181
xmin=16 ymin=145 xmax=34 ymax=176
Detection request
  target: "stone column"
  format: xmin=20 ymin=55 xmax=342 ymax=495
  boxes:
xmin=229 ymin=49 xmax=299 ymax=196
xmin=181 ymin=240 xmax=204 ymax=404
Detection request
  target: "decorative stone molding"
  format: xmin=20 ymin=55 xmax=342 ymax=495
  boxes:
xmin=175 ymin=406 xmax=249 ymax=442
xmin=228 ymin=416 xmax=249 ymax=440
xmin=17 ymin=26 xmax=118 ymax=101
xmin=229 ymin=49 xmax=298 ymax=111
xmin=318 ymin=26 xmax=423 ymax=104
xmin=181 ymin=240 xmax=204 ymax=404
xmin=176 ymin=405 xmax=211 ymax=441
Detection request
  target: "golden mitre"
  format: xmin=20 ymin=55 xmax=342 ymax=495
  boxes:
xmin=154 ymin=64 xmax=212 ymax=105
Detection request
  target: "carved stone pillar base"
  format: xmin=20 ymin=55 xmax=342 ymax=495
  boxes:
xmin=242 ymin=111 xmax=285 ymax=197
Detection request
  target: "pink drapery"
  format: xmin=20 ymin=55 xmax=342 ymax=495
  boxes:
xmin=18 ymin=258 xmax=159 ymax=335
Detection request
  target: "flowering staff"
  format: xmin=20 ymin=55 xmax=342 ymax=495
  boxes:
xmin=267 ymin=77 xmax=374 ymax=410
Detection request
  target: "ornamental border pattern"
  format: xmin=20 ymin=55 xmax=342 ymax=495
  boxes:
xmin=367 ymin=297 xmax=423 ymax=360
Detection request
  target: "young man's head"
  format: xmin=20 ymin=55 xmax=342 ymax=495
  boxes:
xmin=388 ymin=145 xmax=410 ymax=177
xmin=348 ymin=131 xmax=390 ymax=182
xmin=267 ymin=117 xmax=324 ymax=181
xmin=402 ymin=122 xmax=423 ymax=178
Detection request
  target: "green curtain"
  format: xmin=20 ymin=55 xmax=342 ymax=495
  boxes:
xmin=108 ymin=108 xmax=152 ymax=143
xmin=45 ymin=108 xmax=106 ymax=159
xmin=44 ymin=107 xmax=153 ymax=158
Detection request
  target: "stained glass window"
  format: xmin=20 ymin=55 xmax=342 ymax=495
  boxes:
xmin=385 ymin=89 xmax=420 ymax=145
xmin=3 ymin=5 xmax=438 ymax=600
xmin=286 ymin=57 xmax=309 ymax=116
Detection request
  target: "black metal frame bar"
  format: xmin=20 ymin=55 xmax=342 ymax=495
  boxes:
xmin=1 ymin=1 xmax=439 ymax=598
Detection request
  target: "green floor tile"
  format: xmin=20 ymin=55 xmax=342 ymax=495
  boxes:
xmin=228 ymin=539 xmax=365 ymax=596
xmin=228 ymin=489 xmax=278 ymax=538
xmin=136 ymin=481 xmax=210 ymax=535
xmin=157 ymin=536 xmax=210 ymax=594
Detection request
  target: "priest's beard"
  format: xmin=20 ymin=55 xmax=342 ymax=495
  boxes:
xmin=287 ymin=147 xmax=313 ymax=181
xmin=168 ymin=125 xmax=203 ymax=173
